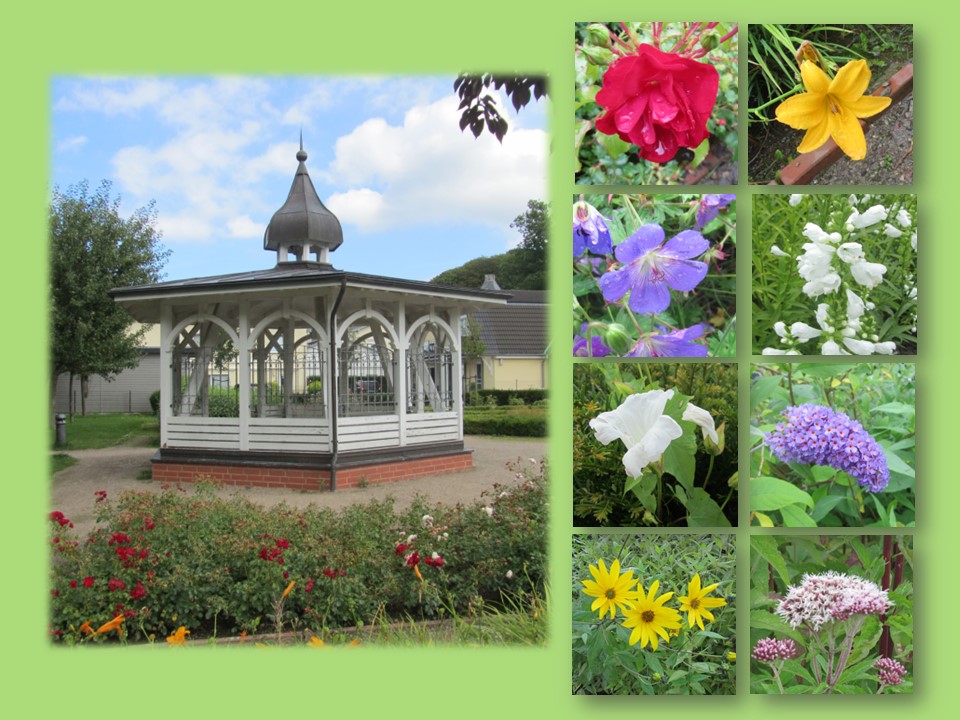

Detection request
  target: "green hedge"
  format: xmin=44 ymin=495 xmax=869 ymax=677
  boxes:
xmin=469 ymin=389 xmax=548 ymax=406
xmin=463 ymin=406 xmax=546 ymax=437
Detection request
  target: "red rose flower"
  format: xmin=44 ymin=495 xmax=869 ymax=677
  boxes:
xmin=83 ymin=576 xmax=95 ymax=588
xmin=129 ymin=582 xmax=147 ymax=601
xmin=595 ymin=44 xmax=719 ymax=163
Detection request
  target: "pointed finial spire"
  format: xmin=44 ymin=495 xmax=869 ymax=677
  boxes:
xmin=296 ymin=130 xmax=307 ymax=162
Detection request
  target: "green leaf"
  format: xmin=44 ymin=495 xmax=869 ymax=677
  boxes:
xmin=872 ymin=402 xmax=915 ymax=417
xmin=749 ymin=610 xmax=804 ymax=642
xmin=750 ymin=535 xmax=791 ymax=585
xmin=690 ymin=137 xmax=710 ymax=169
xmin=663 ymin=425 xmax=697 ymax=491
xmin=625 ymin=471 xmax=658 ymax=513
xmin=811 ymin=494 xmax=847 ymax=522
xmin=750 ymin=376 xmax=784 ymax=412
xmin=883 ymin=446 xmax=915 ymax=478
xmin=751 ymin=476 xmax=814 ymax=511
xmin=685 ymin=488 xmax=731 ymax=527
xmin=572 ymin=273 xmax=599 ymax=297
xmin=596 ymin=132 xmax=631 ymax=159
xmin=780 ymin=503 xmax=817 ymax=527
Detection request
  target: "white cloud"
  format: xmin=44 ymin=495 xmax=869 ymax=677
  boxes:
xmin=326 ymin=188 xmax=387 ymax=233
xmin=54 ymin=77 xmax=547 ymax=256
xmin=227 ymin=215 xmax=264 ymax=238
xmin=55 ymin=77 xmax=177 ymax=115
xmin=325 ymin=94 xmax=547 ymax=233
xmin=57 ymin=135 xmax=87 ymax=152
xmin=157 ymin=214 xmax=217 ymax=244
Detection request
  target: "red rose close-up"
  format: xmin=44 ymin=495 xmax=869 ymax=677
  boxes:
xmin=595 ymin=44 xmax=720 ymax=163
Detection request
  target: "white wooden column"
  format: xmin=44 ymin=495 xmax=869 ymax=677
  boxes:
xmin=397 ymin=300 xmax=407 ymax=446
xmin=159 ymin=305 xmax=173 ymax=447
xmin=238 ymin=301 xmax=250 ymax=450
xmin=452 ymin=305 xmax=463 ymax=440
xmin=282 ymin=301 xmax=294 ymax=418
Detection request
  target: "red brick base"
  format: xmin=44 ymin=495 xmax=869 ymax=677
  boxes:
xmin=151 ymin=452 xmax=473 ymax=491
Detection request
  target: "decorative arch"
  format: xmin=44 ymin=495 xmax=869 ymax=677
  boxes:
xmin=336 ymin=309 xmax=400 ymax=417
xmin=247 ymin=309 xmax=328 ymax=419
xmin=167 ymin=314 xmax=241 ymax=418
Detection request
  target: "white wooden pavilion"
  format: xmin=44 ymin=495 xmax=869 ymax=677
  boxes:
xmin=111 ymin=144 xmax=509 ymax=490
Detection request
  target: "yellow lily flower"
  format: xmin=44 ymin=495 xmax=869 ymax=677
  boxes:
xmin=776 ymin=59 xmax=891 ymax=161
xmin=166 ymin=626 xmax=190 ymax=645
xmin=95 ymin=615 xmax=125 ymax=635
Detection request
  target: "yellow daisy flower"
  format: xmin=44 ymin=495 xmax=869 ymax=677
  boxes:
xmin=677 ymin=573 xmax=727 ymax=630
xmin=581 ymin=558 xmax=638 ymax=620
xmin=775 ymin=59 xmax=891 ymax=161
xmin=621 ymin=579 xmax=681 ymax=650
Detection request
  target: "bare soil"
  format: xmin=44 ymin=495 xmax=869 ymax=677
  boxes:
xmin=51 ymin=435 xmax=547 ymax=538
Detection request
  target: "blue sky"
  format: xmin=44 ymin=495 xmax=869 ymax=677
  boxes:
xmin=51 ymin=76 xmax=548 ymax=283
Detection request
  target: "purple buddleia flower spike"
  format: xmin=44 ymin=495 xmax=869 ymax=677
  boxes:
xmin=765 ymin=404 xmax=890 ymax=492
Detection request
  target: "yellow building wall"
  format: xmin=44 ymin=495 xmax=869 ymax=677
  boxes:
xmin=483 ymin=357 xmax=548 ymax=391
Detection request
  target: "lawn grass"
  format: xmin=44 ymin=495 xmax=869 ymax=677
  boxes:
xmin=51 ymin=453 xmax=78 ymax=474
xmin=51 ymin=413 xmax=159 ymax=451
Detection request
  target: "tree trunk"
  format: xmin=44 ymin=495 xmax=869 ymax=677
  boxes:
xmin=81 ymin=375 xmax=89 ymax=416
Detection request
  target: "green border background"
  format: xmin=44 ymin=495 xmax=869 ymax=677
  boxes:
xmin=4 ymin=2 xmax=949 ymax=716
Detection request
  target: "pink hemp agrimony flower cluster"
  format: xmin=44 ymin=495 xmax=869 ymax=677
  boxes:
xmin=874 ymin=657 xmax=907 ymax=686
xmin=751 ymin=637 xmax=801 ymax=662
xmin=776 ymin=571 xmax=892 ymax=631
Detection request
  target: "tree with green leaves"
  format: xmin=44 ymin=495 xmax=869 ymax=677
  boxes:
xmin=431 ymin=199 xmax=549 ymax=290
xmin=50 ymin=180 xmax=170 ymax=416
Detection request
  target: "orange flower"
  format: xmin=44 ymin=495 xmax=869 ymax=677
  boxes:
xmin=282 ymin=581 xmax=296 ymax=599
xmin=166 ymin=626 xmax=190 ymax=645
xmin=348 ymin=638 xmax=361 ymax=647
xmin=239 ymin=629 xmax=248 ymax=643
xmin=78 ymin=621 xmax=94 ymax=635
xmin=308 ymin=636 xmax=325 ymax=648
xmin=95 ymin=615 xmax=125 ymax=635
xmin=413 ymin=565 xmax=424 ymax=582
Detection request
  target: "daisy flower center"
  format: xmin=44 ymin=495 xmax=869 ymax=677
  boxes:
xmin=641 ymin=610 xmax=655 ymax=623
xmin=605 ymin=588 xmax=617 ymax=599
xmin=690 ymin=598 xmax=701 ymax=609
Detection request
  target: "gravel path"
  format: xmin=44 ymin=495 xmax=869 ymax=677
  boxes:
xmin=51 ymin=435 xmax=547 ymax=538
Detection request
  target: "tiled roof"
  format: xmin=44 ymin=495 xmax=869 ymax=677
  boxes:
xmin=470 ymin=290 xmax=547 ymax=356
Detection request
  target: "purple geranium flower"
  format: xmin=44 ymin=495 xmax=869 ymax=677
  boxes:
xmin=573 ymin=324 xmax=612 ymax=357
xmin=573 ymin=201 xmax=612 ymax=257
xmin=624 ymin=323 xmax=711 ymax=358
xmin=695 ymin=194 xmax=736 ymax=229
xmin=598 ymin=224 xmax=709 ymax=314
